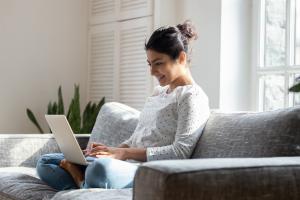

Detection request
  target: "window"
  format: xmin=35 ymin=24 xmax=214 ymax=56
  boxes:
xmin=255 ymin=0 xmax=300 ymax=111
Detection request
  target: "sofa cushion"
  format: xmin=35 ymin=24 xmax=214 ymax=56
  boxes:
xmin=192 ymin=106 xmax=300 ymax=158
xmin=0 ymin=171 xmax=57 ymax=200
xmin=0 ymin=167 xmax=38 ymax=178
xmin=51 ymin=188 xmax=132 ymax=200
xmin=88 ymin=102 xmax=140 ymax=147
xmin=0 ymin=134 xmax=61 ymax=168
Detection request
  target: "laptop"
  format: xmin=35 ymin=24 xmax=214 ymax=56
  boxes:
xmin=45 ymin=115 xmax=93 ymax=166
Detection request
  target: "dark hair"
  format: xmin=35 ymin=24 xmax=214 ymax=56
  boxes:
xmin=145 ymin=20 xmax=198 ymax=64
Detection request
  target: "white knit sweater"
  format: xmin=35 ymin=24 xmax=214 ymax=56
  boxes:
xmin=122 ymin=84 xmax=210 ymax=161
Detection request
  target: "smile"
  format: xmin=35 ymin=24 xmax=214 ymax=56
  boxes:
xmin=158 ymin=75 xmax=165 ymax=81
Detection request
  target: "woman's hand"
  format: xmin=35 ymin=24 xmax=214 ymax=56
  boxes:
xmin=90 ymin=147 xmax=128 ymax=160
xmin=85 ymin=144 xmax=128 ymax=160
xmin=83 ymin=142 xmax=106 ymax=156
xmin=84 ymin=143 xmax=147 ymax=162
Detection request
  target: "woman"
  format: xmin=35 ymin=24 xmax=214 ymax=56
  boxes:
xmin=36 ymin=20 xmax=210 ymax=190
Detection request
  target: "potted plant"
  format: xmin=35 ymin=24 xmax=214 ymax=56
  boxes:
xmin=26 ymin=85 xmax=105 ymax=133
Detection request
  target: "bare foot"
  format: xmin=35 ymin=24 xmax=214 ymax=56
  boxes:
xmin=60 ymin=159 xmax=84 ymax=188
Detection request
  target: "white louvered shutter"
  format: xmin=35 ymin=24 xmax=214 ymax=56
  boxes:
xmin=88 ymin=0 xmax=154 ymax=109
xmin=90 ymin=0 xmax=116 ymax=25
xmin=88 ymin=23 xmax=116 ymax=103
xmin=118 ymin=0 xmax=153 ymax=20
xmin=118 ymin=17 xmax=153 ymax=110
xmin=90 ymin=0 xmax=153 ymax=24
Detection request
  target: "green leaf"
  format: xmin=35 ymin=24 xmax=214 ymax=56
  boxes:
xmin=82 ymin=102 xmax=91 ymax=124
xmin=67 ymin=99 xmax=73 ymax=120
xmin=57 ymin=85 xmax=64 ymax=114
xmin=67 ymin=84 xmax=81 ymax=133
xmin=26 ymin=109 xmax=44 ymax=133
xmin=52 ymin=102 xmax=58 ymax=114
xmin=80 ymin=97 xmax=105 ymax=133
xmin=47 ymin=102 xmax=53 ymax=115
xmin=289 ymin=82 xmax=300 ymax=93
xmin=97 ymin=97 xmax=105 ymax=111
xmin=80 ymin=102 xmax=92 ymax=133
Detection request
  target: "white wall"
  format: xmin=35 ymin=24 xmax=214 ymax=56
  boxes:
xmin=155 ymin=0 xmax=222 ymax=109
xmin=220 ymin=0 xmax=252 ymax=111
xmin=0 ymin=0 xmax=88 ymax=133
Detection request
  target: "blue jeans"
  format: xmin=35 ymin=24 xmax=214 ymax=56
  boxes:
xmin=36 ymin=153 xmax=138 ymax=191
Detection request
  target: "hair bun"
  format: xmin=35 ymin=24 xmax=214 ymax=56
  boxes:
xmin=176 ymin=20 xmax=198 ymax=42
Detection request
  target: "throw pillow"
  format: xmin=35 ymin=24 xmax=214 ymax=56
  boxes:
xmin=88 ymin=102 xmax=140 ymax=147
